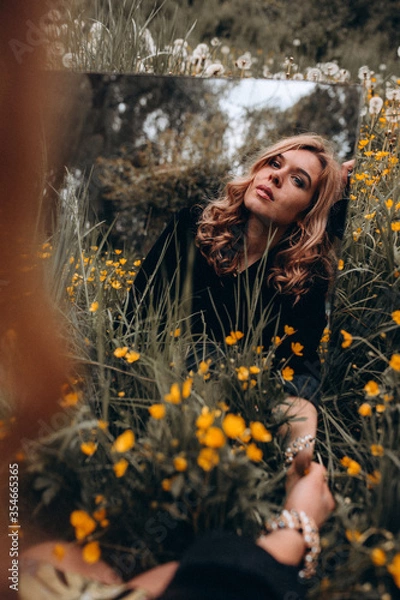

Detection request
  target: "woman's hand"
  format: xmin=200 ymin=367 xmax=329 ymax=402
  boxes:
xmin=277 ymin=396 xmax=318 ymax=492
xmin=257 ymin=462 xmax=334 ymax=565
xmin=284 ymin=461 xmax=335 ymax=528
xmin=341 ymin=159 xmax=355 ymax=188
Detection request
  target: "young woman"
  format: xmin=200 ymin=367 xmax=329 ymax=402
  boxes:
xmin=131 ymin=134 xmax=349 ymax=481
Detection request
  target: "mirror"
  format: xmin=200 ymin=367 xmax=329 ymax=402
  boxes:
xmin=22 ymin=74 xmax=363 ymax=582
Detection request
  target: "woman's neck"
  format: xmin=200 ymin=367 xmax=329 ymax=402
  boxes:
xmin=241 ymin=215 xmax=287 ymax=268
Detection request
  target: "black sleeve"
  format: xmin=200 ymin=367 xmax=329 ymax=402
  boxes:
xmin=156 ymin=531 xmax=306 ymax=600
xmin=128 ymin=208 xmax=197 ymax=318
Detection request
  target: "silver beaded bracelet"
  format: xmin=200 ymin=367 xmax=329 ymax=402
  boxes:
xmin=265 ymin=508 xmax=321 ymax=579
xmin=284 ymin=434 xmax=315 ymax=466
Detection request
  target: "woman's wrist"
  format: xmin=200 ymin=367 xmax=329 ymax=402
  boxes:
xmin=263 ymin=509 xmax=321 ymax=578
xmin=257 ymin=528 xmax=306 ymax=566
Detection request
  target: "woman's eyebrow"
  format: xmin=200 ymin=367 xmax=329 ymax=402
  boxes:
xmin=276 ymin=154 xmax=312 ymax=188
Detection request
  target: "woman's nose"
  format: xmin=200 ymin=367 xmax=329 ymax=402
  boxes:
xmin=269 ymin=171 xmax=281 ymax=187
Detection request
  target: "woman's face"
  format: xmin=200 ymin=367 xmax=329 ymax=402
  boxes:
xmin=243 ymin=149 xmax=322 ymax=232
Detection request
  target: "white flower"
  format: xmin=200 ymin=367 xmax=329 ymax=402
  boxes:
xmin=386 ymin=88 xmax=400 ymax=102
xmin=220 ymin=45 xmax=230 ymax=55
xmin=172 ymin=39 xmax=188 ymax=59
xmin=385 ymin=107 xmax=399 ymax=123
xmin=306 ymin=67 xmax=322 ymax=82
xmin=89 ymin=21 xmax=104 ymax=41
xmin=292 ymin=73 xmax=304 ymax=80
xmin=292 ymin=38 xmax=301 ymax=47
xmin=192 ymin=43 xmax=210 ymax=61
xmin=272 ymin=71 xmax=286 ymax=80
xmin=142 ymin=28 xmax=157 ymax=56
xmin=379 ymin=63 xmax=387 ymax=71
xmin=358 ymin=65 xmax=371 ymax=81
xmin=210 ymin=37 xmax=221 ymax=47
xmin=262 ymin=65 xmax=271 ymax=78
xmin=321 ymin=61 xmax=339 ymax=77
xmin=235 ymin=53 xmax=252 ymax=70
xmin=62 ymin=52 xmax=75 ymax=69
xmin=204 ymin=62 xmax=225 ymax=77
xmin=369 ymin=96 xmax=384 ymax=115
xmin=336 ymin=68 xmax=351 ymax=83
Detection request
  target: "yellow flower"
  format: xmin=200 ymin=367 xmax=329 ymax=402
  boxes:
xmin=392 ymin=310 xmax=400 ymax=325
xmin=320 ymin=328 xmax=330 ymax=343
xmin=341 ymin=456 xmax=361 ymax=476
xmin=82 ymin=541 xmax=101 ymax=564
xmin=236 ymin=366 xmax=249 ymax=381
xmin=389 ymin=353 xmax=400 ymax=371
xmin=391 ymin=221 xmax=400 ymax=232
xmin=364 ymin=380 xmax=380 ymax=397
xmin=273 ymin=336 xmax=282 ymax=346
xmin=370 ymin=444 xmax=384 ymax=457
xmin=161 ymin=478 xmax=172 ymax=491
xmin=170 ymin=328 xmax=181 ymax=338
xmin=164 ymin=383 xmax=181 ymax=404
xmin=60 ymin=391 xmax=80 ymax=407
xmin=345 ymin=529 xmax=362 ymax=542
xmin=284 ymin=325 xmax=296 ymax=335
xmin=291 ymin=342 xmax=304 ymax=356
xmin=133 ymin=259 xmax=142 ymax=267
xmin=80 ymin=441 xmax=98 ymax=456
xmin=97 ymin=420 xmax=108 ymax=430
xmin=371 ymin=548 xmax=386 ymax=566
xmin=125 ymin=350 xmax=140 ymax=363
xmin=249 ymin=365 xmax=260 ymax=374
xmin=93 ymin=508 xmax=106 ymax=522
xmin=281 ymin=366 xmax=294 ymax=381
xmin=250 ymin=421 xmax=272 ymax=442
xmin=112 ymin=430 xmax=135 ymax=453
xmin=387 ymin=553 xmax=400 ymax=588
xmin=366 ymin=470 xmax=381 ymax=486
xmin=376 ymin=404 xmax=386 ymax=413
xmin=114 ymin=346 xmax=128 ymax=358
xmin=222 ymin=414 xmax=246 ymax=438
xmin=358 ymin=403 xmax=372 ymax=417
xmin=70 ymin=510 xmax=97 ymax=540
xmin=196 ymin=408 xmax=214 ymax=430
xmin=386 ymin=199 xmax=394 ymax=209
xmin=341 ymin=330 xmax=353 ymax=348
xmin=89 ymin=301 xmax=99 ymax=312
xmin=113 ymin=458 xmax=129 ymax=477
xmin=338 ymin=259 xmax=344 ymax=271
xmin=202 ymin=427 xmax=226 ymax=448
xmin=198 ymin=359 xmax=212 ymax=375
xmin=173 ymin=456 xmax=188 ymax=472
xmin=225 ymin=330 xmax=244 ymax=345
xmin=149 ymin=404 xmax=166 ymax=419
xmin=197 ymin=448 xmax=220 ymax=471
xmin=182 ymin=377 xmax=193 ymax=399
xmin=52 ymin=544 xmax=65 ymax=561
xmin=246 ymin=443 xmax=263 ymax=462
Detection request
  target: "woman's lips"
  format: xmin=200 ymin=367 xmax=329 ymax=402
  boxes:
xmin=256 ymin=185 xmax=274 ymax=201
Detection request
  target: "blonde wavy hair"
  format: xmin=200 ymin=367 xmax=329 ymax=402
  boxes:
xmin=196 ymin=134 xmax=343 ymax=299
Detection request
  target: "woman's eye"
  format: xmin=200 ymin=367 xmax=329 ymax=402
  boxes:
xmin=270 ymin=160 xmax=280 ymax=168
xmin=292 ymin=176 xmax=305 ymax=188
